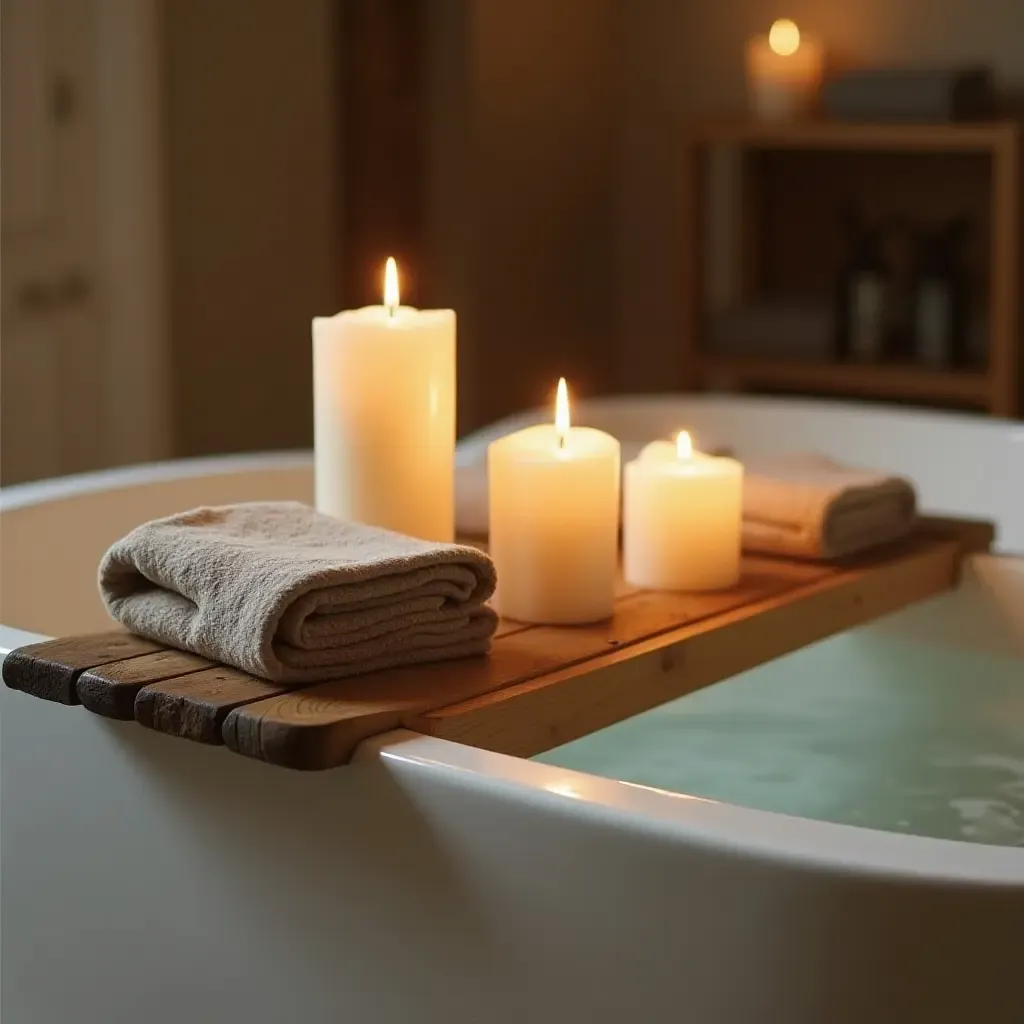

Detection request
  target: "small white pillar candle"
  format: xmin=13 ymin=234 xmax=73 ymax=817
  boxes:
xmin=312 ymin=258 xmax=455 ymax=542
xmin=746 ymin=19 xmax=823 ymax=120
xmin=488 ymin=379 xmax=620 ymax=624
xmin=623 ymin=432 xmax=743 ymax=592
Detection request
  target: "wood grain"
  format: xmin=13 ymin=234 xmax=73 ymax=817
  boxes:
xmin=3 ymin=519 xmax=988 ymax=771
xmin=2 ymin=632 xmax=164 ymax=704
xmin=134 ymin=666 xmax=292 ymax=745
xmin=414 ymin=537 xmax=964 ymax=758
xmin=77 ymin=649 xmax=214 ymax=720
xmin=222 ymin=561 xmax=826 ymax=770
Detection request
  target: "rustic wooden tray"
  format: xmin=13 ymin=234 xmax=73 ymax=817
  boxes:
xmin=2 ymin=516 xmax=992 ymax=770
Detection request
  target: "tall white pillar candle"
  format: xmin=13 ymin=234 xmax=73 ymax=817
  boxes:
xmin=624 ymin=432 xmax=743 ymax=591
xmin=312 ymin=258 xmax=455 ymax=542
xmin=746 ymin=19 xmax=823 ymax=120
xmin=488 ymin=379 xmax=620 ymax=624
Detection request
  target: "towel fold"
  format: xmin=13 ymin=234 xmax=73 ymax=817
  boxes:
xmin=741 ymin=454 xmax=917 ymax=560
xmin=456 ymin=448 xmax=916 ymax=561
xmin=99 ymin=502 xmax=498 ymax=683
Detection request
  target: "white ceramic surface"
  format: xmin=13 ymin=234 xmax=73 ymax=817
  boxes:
xmin=2 ymin=395 xmax=1023 ymax=1023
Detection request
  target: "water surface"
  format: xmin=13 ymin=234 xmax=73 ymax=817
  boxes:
xmin=536 ymin=632 xmax=1024 ymax=847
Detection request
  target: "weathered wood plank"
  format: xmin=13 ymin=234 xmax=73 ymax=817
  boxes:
xmin=221 ymin=561 xmax=819 ymax=770
xmin=917 ymin=513 xmax=996 ymax=554
xmin=2 ymin=519 xmax=988 ymax=771
xmin=414 ymin=537 xmax=963 ymax=758
xmin=77 ymin=649 xmax=215 ymax=720
xmin=2 ymin=632 xmax=164 ymax=704
xmin=221 ymin=639 xmax=567 ymax=770
xmin=135 ymin=667 xmax=292 ymax=745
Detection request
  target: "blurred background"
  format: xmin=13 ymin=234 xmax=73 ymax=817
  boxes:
xmin=2 ymin=0 xmax=1022 ymax=486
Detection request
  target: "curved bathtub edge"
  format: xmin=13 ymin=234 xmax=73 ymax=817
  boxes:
xmin=0 ymin=451 xmax=314 ymax=512
xmin=361 ymin=729 xmax=1024 ymax=888
xmin=4 ymin=627 xmax=1020 ymax=888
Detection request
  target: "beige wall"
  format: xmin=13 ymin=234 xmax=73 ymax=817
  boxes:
xmin=162 ymin=0 xmax=338 ymax=457
xmin=159 ymin=0 xmax=1022 ymax=453
xmin=618 ymin=0 xmax=1024 ymax=390
xmin=163 ymin=0 xmax=619 ymax=449
xmin=426 ymin=0 xmax=622 ymax=430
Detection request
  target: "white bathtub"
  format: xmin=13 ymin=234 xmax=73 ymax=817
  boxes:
xmin=2 ymin=395 xmax=1023 ymax=1024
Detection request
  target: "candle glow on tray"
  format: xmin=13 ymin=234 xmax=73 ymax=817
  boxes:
xmin=312 ymin=257 xmax=456 ymax=542
xmin=745 ymin=17 xmax=823 ymax=120
xmin=623 ymin=430 xmax=743 ymax=592
xmin=488 ymin=378 xmax=621 ymax=624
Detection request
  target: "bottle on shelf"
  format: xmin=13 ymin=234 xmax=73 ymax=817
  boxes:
xmin=834 ymin=204 xmax=889 ymax=363
xmin=913 ymin=217 xmax=970 ymax=370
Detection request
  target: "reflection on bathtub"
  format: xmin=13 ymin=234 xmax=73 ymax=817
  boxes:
xmin=536 ymin=628 xmax=1024 ymax=847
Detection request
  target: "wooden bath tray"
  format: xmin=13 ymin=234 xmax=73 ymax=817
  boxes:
xmin=3 ymin=517 xmax=992 ymax=770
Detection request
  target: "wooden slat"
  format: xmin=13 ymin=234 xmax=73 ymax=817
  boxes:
xmin=2 ymin=631 xmax=164 ymax=704
xmin=134 ymin=666 xmax=293 ymax=745
xmin=414 ymin=536 xmax=963 ymax=758
xmin=77 ymin=649 xmax=214 ymax=720
xmin=686 ymin=118 xmax=1015 ymax=153
xmin=2 ymin=518 xmax=989 ymax=771
xmin=698 ymin=355 xmax=991 ymax=406
xmin=221 ymin=561 xmax=827 ymax=770
xmin=988 ymin=126 xmax=1020 ymax=417
xmin=917 ymin=514 xmax=996 ymax=554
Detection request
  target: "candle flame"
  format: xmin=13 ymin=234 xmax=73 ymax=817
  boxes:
xmin=769 ymin=18 xmax=800 ymax=56
xmin=676 ymin=430 xmax=693 ymax=460
xmin=555 ymin=377 xmax=570 ymax=436
xmin=384 ymin=256 xmax=399 ymax=313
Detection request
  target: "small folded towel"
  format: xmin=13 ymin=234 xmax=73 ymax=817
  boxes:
xmin=99 ymin=502 xmax=498 ymax=683
xmin=742 ymin=454 xmax=917 ymax=560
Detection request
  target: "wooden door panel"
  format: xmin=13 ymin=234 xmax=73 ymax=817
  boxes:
xmin=1 ymin=323 xmax=62 ymax=483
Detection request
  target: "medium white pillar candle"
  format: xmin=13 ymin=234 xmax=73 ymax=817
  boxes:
xmin=746 ymin=19 xmax=823 ymax=120
xmin=623 ymin=432 xmax=743 ymax=592
xmin=488 ymin=379 xmax=620 ymax=624
xmin=312 ymin=258 xmax=455 ymax=542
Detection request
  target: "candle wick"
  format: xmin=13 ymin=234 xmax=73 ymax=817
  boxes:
xmin=558 ymin=433 xmax=566 ymax=450
xmin=387 ymin=304 xmax=397 ymax=319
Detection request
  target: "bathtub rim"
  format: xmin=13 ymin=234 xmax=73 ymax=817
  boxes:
xmin=3 ymin=626 xmax=1020 ymax=890
xmin=360 ymin=729 xmax=1024 ymax=889
xmin=0 ymin=449 xmax=313 ymax=512
xmin=3 ymin=397 xmax=1022 ymax=888
xmin=4 ymin=389 xmax=1021 ymax=511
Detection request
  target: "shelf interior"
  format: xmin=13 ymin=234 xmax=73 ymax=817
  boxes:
xmin=699 ymin=354 xmax=991 ymax=406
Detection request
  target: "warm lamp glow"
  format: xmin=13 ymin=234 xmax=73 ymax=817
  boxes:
xmin=676 ymin=431 xmax=693 ymax=460
xmin=383 ymin=256 xmax=399 ymax=313
xmin=768 ymin=18 xmax=800 ymax=56
xmin=555 ymin=377 xmax=570 ymax=437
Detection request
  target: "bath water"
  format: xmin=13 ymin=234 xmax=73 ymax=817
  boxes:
xmin=535 ymin=632 xmax=1024 ymax=847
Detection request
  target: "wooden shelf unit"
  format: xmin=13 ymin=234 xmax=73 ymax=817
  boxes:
xmin=699 ymin=355 xmax=991 ymax=407
xmin=680 ymin=118 xmax=1021 ymax=417
xmin=687 ymin=119 xmax=1017 ymax=152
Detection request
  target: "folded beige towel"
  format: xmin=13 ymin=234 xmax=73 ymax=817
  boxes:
xmin=99 ymin=502 xmax=498 ymax=683
xmin=742 ymin=454 xmax=917 ymax=560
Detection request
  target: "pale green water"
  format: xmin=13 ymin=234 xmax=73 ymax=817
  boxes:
xmin=535 ymin=633 xmax=1024 ymax=847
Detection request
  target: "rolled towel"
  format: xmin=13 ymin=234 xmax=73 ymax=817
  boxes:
xmin=742 ymin=454 xmax=917 ymax=560
xmin=99 ymin=502 xmax=498 ymax=683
